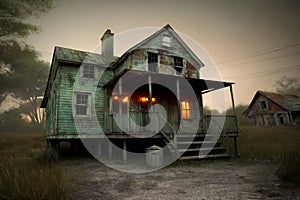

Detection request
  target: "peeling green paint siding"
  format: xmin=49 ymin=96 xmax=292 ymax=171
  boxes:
xmin=54 ymin=63 xmax=113 ymax=136
xmin=57 ymin=64 xmax=77 ymax=134
xmin=45 ymin=59 xmax=60 ymax=136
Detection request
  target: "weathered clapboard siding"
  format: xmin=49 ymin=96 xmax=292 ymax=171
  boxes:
xmin=56 ymin=62 xmax=114 ymax=135
xmin=45 ymin=59 xmax=60 ymax=136
xmin=114 ymin=49 xmax=199 ymax=79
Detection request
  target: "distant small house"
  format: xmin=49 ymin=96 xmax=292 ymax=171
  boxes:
xmin=243 ymin=91 xmax=300 ymax=126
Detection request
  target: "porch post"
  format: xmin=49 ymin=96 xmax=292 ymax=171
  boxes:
xmin=123 ymin=140 xmax=127 ymax=164
xmin=148 ymin=75 xmax=152 ymax=108
xmin=108 ymin=140 xmax=112 ymax=159
xmin=229 ymin=85 xmax=236 ymax=116
xmin=174 ymin=79 xmax=180 ymax=148
xmin=97 ymin=140 xmax=102 ymax=157
xmin=119 ymin=78 xmax=122 ymax=116
xmin=289 ymin=111 xmax=293 ymax=125
xmin=229 ymin=85 xmax=239 ymax=157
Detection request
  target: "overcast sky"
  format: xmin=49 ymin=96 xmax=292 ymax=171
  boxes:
xmin=25 ymin=0 xmax=300 ymax=109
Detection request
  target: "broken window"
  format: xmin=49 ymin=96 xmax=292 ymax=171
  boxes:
xmin=76 ymin=93 xmax=90 ymax=115
xmin=259 ymin=100 xmax=268 ymax=110
xmin=181 ymin=101 xmax=191 ymax=119
xmin=174 ymin=57 xmax=183 ymax=74
xmin=162 ymin=35 xmax=171 ymax=47
xmin=83 ymin=64 xmax=94 ymax=78
xmin=148 ymin=52 xmax=158 ymax=72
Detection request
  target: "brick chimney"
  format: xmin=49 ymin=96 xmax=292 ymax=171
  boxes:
xmin=101 ymin=29 xmax=114 ymax=62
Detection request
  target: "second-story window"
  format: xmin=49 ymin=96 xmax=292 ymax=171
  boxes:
xmin=83 ymin=65 xmax=94 ymax=78
xmin=174 ymin=57 xmax=183 ymax=74
xmin=148 ymin=52 xmax=158 ymax=72
xmin=162 ymin=35 xmax=171 ymax=47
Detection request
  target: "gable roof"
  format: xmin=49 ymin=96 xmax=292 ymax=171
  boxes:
xmin=55 ymin=46 xmax=117 ymax=65
xmin=41 ymin=46 xmax=112 ymax=108
xmin=41 ymin=25 xmax=207 ymax=108
xmin=243 ymin=90 xmax=300 ymax=115
xmin=111 ymin=24 xmax=205 ymax=69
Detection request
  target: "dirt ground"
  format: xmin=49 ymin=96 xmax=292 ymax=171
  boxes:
xmin=66 ymin=158 xmax=300 ymax=200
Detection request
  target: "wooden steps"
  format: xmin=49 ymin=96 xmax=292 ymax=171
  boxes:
xmin=168 ymin=133 xmax=230 ymax=160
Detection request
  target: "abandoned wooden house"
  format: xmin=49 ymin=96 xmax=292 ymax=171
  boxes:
xmin=243 ymin=91 xmax=300 ymax=126
xmin=41 ymin=24 xmax=238 ymax=161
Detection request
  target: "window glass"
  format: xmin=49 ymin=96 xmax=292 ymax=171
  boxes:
xmin=162 ymin=35 xmax=171 ymax=47
xmin=181 ymin=101 xmax=191 ymax=119
xmin=174 ymin=57 xmax=183 ymax=74
xmin=76 ymin=93 xmax=89 ymax=115
xmin=148 ymin=52 xmax=158 ymax=72
xmin=83 ymin=65 xmax=94 ymax=78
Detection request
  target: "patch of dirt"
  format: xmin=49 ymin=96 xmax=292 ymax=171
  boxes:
xmin=66 ymin=159 xmax=300 ymax=200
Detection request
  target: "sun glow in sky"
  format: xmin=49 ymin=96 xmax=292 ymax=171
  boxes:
xmin=25 ymin=0 xmax=300 ymax=110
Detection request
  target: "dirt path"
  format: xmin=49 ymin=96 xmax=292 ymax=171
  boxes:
xmin=67 ymin=159 xmax=300 ymax=200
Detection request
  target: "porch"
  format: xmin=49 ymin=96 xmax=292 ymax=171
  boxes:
xmin=102 ymin=70 xmax=239 ymax=160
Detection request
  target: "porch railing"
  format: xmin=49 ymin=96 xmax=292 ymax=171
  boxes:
xmin=203 ymin=115 xmax=238 ymax=137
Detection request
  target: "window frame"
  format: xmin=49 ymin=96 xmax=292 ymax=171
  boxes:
xmin=174 ymin=57 xmax=184 ymax=74
xmin=162 ymin=35 xmax=171 ymax=47
xmin=259 ymin=100 xmax=268 ymax=110
xmin=147 ymin=52 xmax=158 ymax=72
xmin=181 ymin=101 xmax=191 ymax=119
xmin=74 ymin=92 xmax=91 ymax=117
xmin=83 ymin=64 xmax=95 ymax=78
xmin=110 ymin=94 xmax=129 ymax=114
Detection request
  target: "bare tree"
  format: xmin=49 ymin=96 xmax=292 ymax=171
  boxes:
xmin=273 ymin=75 xmax=300 ymax=95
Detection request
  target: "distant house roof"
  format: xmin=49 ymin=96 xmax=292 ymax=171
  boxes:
xmin=243 ymin=90 xmax=300 ymax=115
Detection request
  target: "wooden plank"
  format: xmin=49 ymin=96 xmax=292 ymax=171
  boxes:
xmin=179 ymin=153 xmax=230 ymax=160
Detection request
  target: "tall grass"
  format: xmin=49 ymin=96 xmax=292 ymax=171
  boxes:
xmin=233 ymin=126 xmax=300 ymax=186
xmin=0 ymin=133 xmax=73 ymax=200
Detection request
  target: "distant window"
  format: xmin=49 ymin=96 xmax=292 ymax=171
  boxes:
xmin=76 ymin=93 xmax=89 ymax=115
xmin=162 ymin=35 xmax=171 ymax=47
xmin=181 ymin=101 xmax=191 ymax=119
xmin=174 ymin=57 xmax=183 ymax=74
xmin=259 ymin=100 xmax=268 ymax=110
xmin=148 ymin=52 xmax=158 ymax=72
xmin=83 ymin=65 xmax=94 ymax=78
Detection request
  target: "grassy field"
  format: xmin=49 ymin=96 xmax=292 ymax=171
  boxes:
xmin=0 ymin=133 xmax=73 ymax=200
xmin=0 ymin=126 xmax=299 ymax=199
xmin=228 ymin=126 xmax=300 ymax=186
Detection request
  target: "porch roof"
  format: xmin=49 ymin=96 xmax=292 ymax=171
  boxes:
xmin=103 ymin=69 xmax=234 ymax=93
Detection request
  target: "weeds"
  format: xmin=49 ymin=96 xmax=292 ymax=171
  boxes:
xmin=230 ymin=126 xmax=300 ymax=186
xmin=0 ymin=133 xmax=73 ymax=199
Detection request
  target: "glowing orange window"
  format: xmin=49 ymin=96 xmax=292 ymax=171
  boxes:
xmin=181 ymin=101 xmax=191 ymax=119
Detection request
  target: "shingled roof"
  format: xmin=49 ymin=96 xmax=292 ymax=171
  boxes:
xmin=244 ymin=91 xmax=300 ymax=116
xmin=260 ymin=91 xmax=300 ymax=111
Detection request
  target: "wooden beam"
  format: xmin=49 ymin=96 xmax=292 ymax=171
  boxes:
xmin=229 ymin=85 xmax=236 ymax=116
xmin=229 ymin=85 xmax=239 ymax=157
xmin=148 ymin=75 xmax=152 ymax=108
xmin=118 ymin=78 xmax=122 ymax=117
